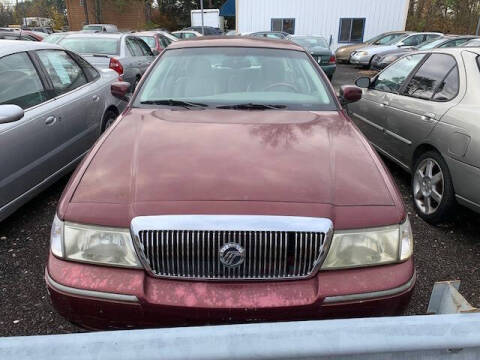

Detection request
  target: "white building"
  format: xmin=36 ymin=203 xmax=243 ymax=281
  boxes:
xmin=235 ymin=0 xmax=410 ymax=49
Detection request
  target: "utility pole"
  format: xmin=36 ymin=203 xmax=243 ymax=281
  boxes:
xmin=476 ymin=16 xmax=480 ymax=36
xmin=200 ymin=0 xmax=204 ymax=35
xmin=82 ymin=0 xmax=89 ymax=25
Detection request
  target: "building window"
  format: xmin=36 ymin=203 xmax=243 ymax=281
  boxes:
xmin=338 ymin=18 xmax=365 ymax=43
xmin=271 ymin=18 xmax=295 ymax=34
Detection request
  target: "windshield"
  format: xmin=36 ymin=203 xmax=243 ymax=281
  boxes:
xmin=140 ymin=36 xmax=156 ymax=48
xmin=43 ymin=33 xmax=63 ymax=43
xmin=58 ymin=37 xmax=120 ymax=55
xmin=291 ymin=37 xmax=329 ymax=49
xmin=465 ymin=39 xmax=480 ymax=47
xmin=374 ymin=33 xmax=407 ymax=45
xmin=417 ymin=38 xmax=446 ymax=50
xmin=135 ymin=47 xmax=335 ymax=111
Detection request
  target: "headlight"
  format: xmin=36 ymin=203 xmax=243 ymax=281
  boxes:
xmin=322 ymin=218 xmax=413 ymax=270
xmin=357 ymin=51 xmax=369 ymax=56
xmin=383 ymin=55 xmax=400 ymax=63
xmin=50 ymin=216 xmax=142 ymax=268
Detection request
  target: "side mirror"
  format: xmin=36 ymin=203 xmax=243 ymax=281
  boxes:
xmin=0 ymin=104 xmax=24 ymax=124
xmin=339 ymin=85 xmax=362 ymax=106
xmin=355 ymin=77 xmax=371 ymax=89
xmin=111 ymin=81 xmax=131 ymax=102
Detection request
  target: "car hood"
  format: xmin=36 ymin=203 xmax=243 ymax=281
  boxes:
xmin=336 ymin=43 xmax=366 ymax=52
xmin=61 ymin=109 xmax=403 ymax=228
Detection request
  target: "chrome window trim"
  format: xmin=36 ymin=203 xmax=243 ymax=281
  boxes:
xmin=130 ymin=215 xmax=334 ymax=282
xmin=323 ymin=270 xmax=416 ymax=304
xmin=46 ymin=270 xmax=139 ymax=303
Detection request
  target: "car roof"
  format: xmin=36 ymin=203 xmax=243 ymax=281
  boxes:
xmin=420 ymin=47 xmax=480 ymax=55
xmin=167 ymin=36 xmax=305 ymax=51
xmin=0 ymin=40 xmax=61 ymax=57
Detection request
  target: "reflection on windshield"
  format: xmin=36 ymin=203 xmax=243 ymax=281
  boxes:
xmin=59 ymin=38 xmax=119 ymax=55
xmin=292 ymin=37 xmax=329 ymax=49
xmin=136 ymin=47 xmax=336 ymax=111
xmin=375 ymin=34 xmax=407 ymax=45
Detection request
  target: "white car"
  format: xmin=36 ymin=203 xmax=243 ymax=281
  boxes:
xmin=350 ymin=32 xmax=443 ymax=67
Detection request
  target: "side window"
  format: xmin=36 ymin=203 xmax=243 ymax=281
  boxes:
xmin=402 ymin=35 xmax=423 ymax=46
xmin=70 ymin=52 xmax=100 ymax=81
xmin=183 ymin=32 xmax=196 ymax=39
xmin=126 ymin=37 xmax=142 ymax=56
xmin=433 ymin=66 xmax=459 ymax=101
xmin=0 ymin=52 xmax=48 ymax=109
xmin=160 ymin=35 xmax=170 ymax=48
xmin=37 ymin=50 xmax=88 ymax=96
xmin=404 ymin=54 xmax=457 ymax=101
xmin=374 ymin=54 xmax=425 ymax=93
xmin=135 ymin=38 xmax=154 ymax=56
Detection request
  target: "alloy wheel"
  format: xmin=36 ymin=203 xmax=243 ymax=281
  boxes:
xmin=413 ymin=158 xmax=444 ymax=215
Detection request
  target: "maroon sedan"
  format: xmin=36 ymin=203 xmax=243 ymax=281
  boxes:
xmin=46 ymin=37 xmax=415 ymax=330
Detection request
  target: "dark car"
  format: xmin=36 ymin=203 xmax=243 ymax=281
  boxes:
xmin=46 ymin=37 xmax=414 ymax=330
xmin=289 ymin=35 xmax=336 ymax=80
xmin=183 ymin=26 xmax=223 ymax=35
xmin=249 ymin=31 xmax=290 ymax=39
xmin=370 ymin=35 xmax=477 ymax=70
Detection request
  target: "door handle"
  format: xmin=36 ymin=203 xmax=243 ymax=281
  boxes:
xmin=421 ymin=112 xmax=436 ymax=122
xmin=92 ymin=95 xmax=100 ymax=102
xmin=45 ymin=116 xmax=57 ymax=126
xmin=379 ymin=101 xmax=389 ymax=108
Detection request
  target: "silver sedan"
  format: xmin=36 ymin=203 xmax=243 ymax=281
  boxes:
xmin=0 ymin=40 xmax=126 ymax=221
xmin=348 ymin=48 xmax=480 ymax=223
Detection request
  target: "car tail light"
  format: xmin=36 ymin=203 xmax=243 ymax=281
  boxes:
xmin=109 ymin=57 xmax=123 ymax=76
xmin=329 ymin=55 xmax=336 ymax=64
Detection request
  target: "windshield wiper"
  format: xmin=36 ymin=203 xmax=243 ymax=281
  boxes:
xmin=216 ymin=103 xmax=286 ymax=110
xmin=140 ymin=99 xmax=208 ymax=109
xmin=91 ymin=54 xmax=110 ymax=58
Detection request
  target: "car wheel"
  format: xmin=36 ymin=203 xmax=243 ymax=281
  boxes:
xmin=412 ymin=151 xmax=456 ymax=224
xmin=101 ymin=109 xmax=118 ymax=132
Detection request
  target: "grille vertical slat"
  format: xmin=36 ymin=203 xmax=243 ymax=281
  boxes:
xmin=138 ymin=230 xmax=326 ymax=280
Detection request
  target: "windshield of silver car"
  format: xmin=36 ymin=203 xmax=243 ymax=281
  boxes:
xmin=135 ymin=47 xmax=336 ymax=111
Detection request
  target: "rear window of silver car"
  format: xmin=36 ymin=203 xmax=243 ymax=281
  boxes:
xmin=59 ymin=37 xmax=120 ymax=55
xmin=135 ymin=47 xmax=336 ymax=111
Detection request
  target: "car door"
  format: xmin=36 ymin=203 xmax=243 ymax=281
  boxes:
xmin=349 ymin=53 xmax=425 ymax=156
xmin=125 ymin=36 xmax=144 ymax=86
xmin=0 ymin=51 xmax=62 ymax=210
xmin=384 ymin=53 xmax=462 ymax=165
xmin=35 ymin=49 xmax=104 ymax=163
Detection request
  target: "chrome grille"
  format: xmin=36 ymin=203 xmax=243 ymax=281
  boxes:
xmin=137 ymin=230 xmax=326 ymax=280
xmin=131 ymin=215 xmax=333 ymax=281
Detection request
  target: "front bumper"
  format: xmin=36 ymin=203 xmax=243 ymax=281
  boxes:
xmin=350 ymin=53 xmax=372 ymax=65
xmin=46 ymin=254 xmax=415 ymax=330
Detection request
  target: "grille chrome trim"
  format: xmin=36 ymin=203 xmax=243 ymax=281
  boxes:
xmin=131 ymin=215 xmax=333 ymax=281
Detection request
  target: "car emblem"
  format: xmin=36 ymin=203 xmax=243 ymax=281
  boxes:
xmin=219 ymin=243 xmax=245 ymax=268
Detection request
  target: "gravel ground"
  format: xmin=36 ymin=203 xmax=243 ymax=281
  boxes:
xmin=0 ymin=64 xmax=479 ymax=337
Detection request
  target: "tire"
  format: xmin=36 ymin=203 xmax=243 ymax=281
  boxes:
xmin=101 ymin=109 xmax=118 ymax=132
xmin=412 ymin=151 xmax=456 ymax=224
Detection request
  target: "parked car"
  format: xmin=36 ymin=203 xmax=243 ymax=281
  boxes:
xmin=43 ymin=31 xmax=75 ymax=44
xmin=464 ymin=39 xmax=480 ymax=47
xmin=46 ymin=37 xmax=414 ymax=330
xmin=349 ymin=48 xmax=480 ymax=223
xmin=182 ymin=26 xmax=223 ymax=35
xmin=57 ymin=33 xmax=155 ymax=91
xmin=336 ymin=31 xmax=410 ymax=63
xmin=288 ymin=35 xmax=336 ymax=80
xmin=82 ymin=24 xmax=118 ymax=33
xmin=370 ymin=35 xmax=477 ymax=70
xmin=0 ymin=30 xmax=41 ymax=41
xmin=350 ymin=32 xmax=443 ymax=67
xmin=135 ymin=30 xmax=177 ymax=54
xmin=22 ymin=26 xmax=53 ymax=34
xmin=249 ymin=31 xmax=290 ymax=39
xmin=0 ymin=40 xmax=126 ymax=221
xmin=172 ymin=30 xmax=203 ymax=39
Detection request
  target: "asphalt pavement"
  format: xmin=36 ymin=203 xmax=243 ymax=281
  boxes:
xmin=0 ymin=64 xmax=479 ymax=337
